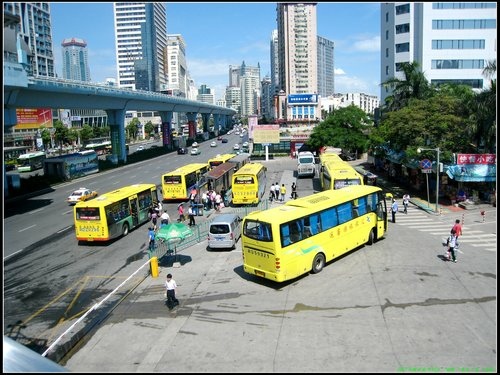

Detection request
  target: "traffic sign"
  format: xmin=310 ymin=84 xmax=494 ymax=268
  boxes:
xmin=420 ymin=159 xmax=432 ymax=169
xmin=422 ymin=169 xmax=432 ymax=173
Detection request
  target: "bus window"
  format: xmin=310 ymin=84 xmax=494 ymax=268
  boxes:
xmin=337 ymin=202 xmax=353 ymax=224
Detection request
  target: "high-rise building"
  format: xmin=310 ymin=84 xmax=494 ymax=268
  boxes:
xmin=166 ymin=34 xmax=188 ymax=98
xmin=225 ymin=86 xmax=241 ymax=113
xmin=197 ymin=84 xmax=215 ymax=105
xmin=380 ymin=2 xmax=497 ymax=103
xmin=260 ymin=76 xmax=273 ymax=120
xmin=113 ymin=2 xmax=167 ymax=91
xmin=61 ymin=38 xmax=91 ymax=81
xmin=317 ymin=35 xmax=335 ymax=97
xmin=276 ymin=2 xmax=318 ymax=95
xmin=3 ymin=2 xmax=54 ymax=77
xmin=239 ymin=61 xmax=261 ymax=116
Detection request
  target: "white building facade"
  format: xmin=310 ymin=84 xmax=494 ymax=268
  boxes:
xmin=381 ymin=2 xmax=497 ymax=103
xmin=113 ymin=2 xmax=167 ymax=90
xmin=321 ymin=93 xmax=380 ymax=116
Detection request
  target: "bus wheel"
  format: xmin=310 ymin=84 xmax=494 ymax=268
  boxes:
xmin=367 ymin=229 xmax=376 ymax=245
xmin=122 ymin=223 xmax=130 ymax=237
xmin=311 ymin=253 xmax=325 ymax=274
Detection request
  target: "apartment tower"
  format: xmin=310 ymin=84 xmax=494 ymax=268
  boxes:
xmin=61 ymin=38 xmax=91 ymax=81
xmin=380 ymin=2 xmax=497 ymax=103
xmin=317 ymin=35 xmax=335 ymax=97
xmin=3 ymin=2 xmax=54 ymax=77
xmin=276 ymin=2 xmax=318 ymax=95
xmin=113 ymin=2 xmax=167 ymax=91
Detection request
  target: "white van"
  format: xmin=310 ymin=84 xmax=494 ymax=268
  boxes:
xmin=207 ymin=214 xmax=242 ymax=250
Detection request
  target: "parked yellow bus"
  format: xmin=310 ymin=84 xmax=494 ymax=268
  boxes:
xmin=74 ymin=183 xmax=158 ymax=242
xmin=161 ymin=163 xmax=209 ymax=201
xmin=208 ymin=153 xmax=235 ymax=169
xmin=231 ymin=162 xmax=267 ymax=205
xmin=241 ymin=185 xmax=389 ymax=282
xmin=320 ymin=159 xmax=363 ymax=190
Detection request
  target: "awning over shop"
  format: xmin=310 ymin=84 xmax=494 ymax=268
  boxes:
xmin=446 ymin=164 xmax=496 ymax=182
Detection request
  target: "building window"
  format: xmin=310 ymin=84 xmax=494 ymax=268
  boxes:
xmin=432 ymin=39 xmax=485 ymax=49
xmin=395 ymin=42 xmax=410 ymax=53
xmin=386 ymin=66 xmax=389 ymax=75
xmin=432 ymin=59 xmax=485 ymax=69
xmin=386 ymin=30 xmax=389 ymax=40
xmin=386 ymin=12 xmax=389 ymax=22
xmin=433 ymin=19 xmax=496 ymax=30
xmin=431 ymin=79 xmax=484 ymax=89
xmin=395 ymin=4 xmax=410 ymax=15
xmin=395 ymin=23 xmax=410 ymax=34
xmin=386 ymin=48 xmax=389 ymax=57
xmin=433 ymin=3 xmax=496 ymax=9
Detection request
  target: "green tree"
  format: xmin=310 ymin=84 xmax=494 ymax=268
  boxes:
xmin=39 ymin=126 xmax=52 ymax=150
xmin=126 ymin=118 xmax=140 ymax=140
xmin=308 ymin=105 xmax=371 ymax=155
xmin=369 ymin=93 xmax=471 ymax=163
xmin=381 ymin=61 xmax=433 ymax=112
xmin=144 ymin=121 xmax=155 ymax=137
xmin=53 ymin=120 xmax=68 ymax=151
xmin=79 ymin=124 xmax=94 ymax=145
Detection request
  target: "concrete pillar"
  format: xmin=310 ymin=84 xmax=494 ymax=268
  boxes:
xmin=105 ymin=109 xmax=127 ymax=164
xmin=159 ymin=111 xmax=173 ymax=148
xmin=186 ymin=112 xmax=197 ymax=139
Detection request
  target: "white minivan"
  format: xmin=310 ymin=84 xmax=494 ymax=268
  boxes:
xmin=207 ymin=214 xmax=242 ymax=250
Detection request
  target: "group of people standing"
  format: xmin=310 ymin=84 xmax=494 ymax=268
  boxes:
xmin=269 ymin=182 xmax=291 ymax=202
xmin=201 ymin=189 xmax=225 ymax=212
xmin=148 ymin=201 xmax=171 ymax=251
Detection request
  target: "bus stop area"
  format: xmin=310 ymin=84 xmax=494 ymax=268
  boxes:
xmin=63 ymin=157 xmax=496 ymax=372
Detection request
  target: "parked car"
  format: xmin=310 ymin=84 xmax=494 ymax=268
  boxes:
xmin=192 ymin=142 xmax=199 ymax=148
xmin=191 ymin=148 xmax=201 ymax=155
xmin=177 ymin=147 xmax=188 ymax=155
xmin=221 ymin=138 xmax=229 ymax=143
xmin=67 ymin=188 xmax=98 ymax=205
xmin=210 ymin=141 xmax=217 ymax=147
xmin=233 ymin=144 xmax=240 ymax=150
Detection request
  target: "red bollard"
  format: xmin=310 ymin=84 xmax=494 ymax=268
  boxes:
xmin=480 ymin=210 xmax=485 ymax=222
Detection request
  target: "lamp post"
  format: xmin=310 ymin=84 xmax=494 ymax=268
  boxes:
xmin=417 ymin=147 xmax=440 ymax=213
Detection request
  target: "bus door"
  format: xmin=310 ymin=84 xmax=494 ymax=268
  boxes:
xmin=129 ymin=196 xmax=139 ymax=227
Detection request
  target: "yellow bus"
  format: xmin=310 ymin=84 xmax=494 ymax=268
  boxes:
xmin=74 ymin=183 xmax=158 ymax=242
xmin=320 ymin=159 xmax=364 ymax=190
xmin=241 ymin=185 xmax=390 ymax=282
xmin=208 ymin=153 xmax=235 ymax=169
xmin=161 ymin=163 xmax=209 ymax=201
xmin=231 ymin=162 xmax=267 ymax=205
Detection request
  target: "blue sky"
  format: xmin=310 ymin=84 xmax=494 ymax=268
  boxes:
xmin=50 ymin=2 xmax=381 ymax=100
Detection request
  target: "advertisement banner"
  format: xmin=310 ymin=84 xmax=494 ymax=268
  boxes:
xmin=15 ymin=108 xmax=53 ymax=130
xmin=287 ymin=94 xmax=318 ymax=104
xmin=252 ymin=124 xmax=280 ymax=144
xmin=162 ymin=122 xmax=171 ymax=146
xmin=456 ymin=154 xmax=496 ymax=165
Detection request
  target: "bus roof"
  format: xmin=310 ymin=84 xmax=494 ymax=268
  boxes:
xmin=207 ymin=161 xmax=237 ymax=179
xmin=227 ymin=152 xmax=250 ymax=164
xmin=17 ymin=151 xmax=46 ymax=159
xmin=244 ymin=185 xmax=381 ymax=223
xmin=319 ymin=153 xmax=342 ymax=165
xmin=75 ymin=184 xmax=156 ymax=207
xmin=208 ymin=153 xmax=235 ymax=163
xmin=232 ymin=162 xmax=265 ymax=176
xmin=162 ymin=163 xmax=209 ymax=176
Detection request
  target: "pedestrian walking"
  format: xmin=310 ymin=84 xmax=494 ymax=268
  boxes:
xmin=291 ymin=182 xmax=298 ymax=199
xmin=160 ymin=210 xmax=170 ymax=226
xmin=148 ymin=227 xmax=156 ymax=251
xmin=451 ymin=218 xmax=463 ymax=247
xmin=164 ymin=273 xmax=179 ymax=310
xmin=269 ymin=183 xmax=275 ymax=202
xmin=177 ymin=203 xmax=185 ymax=222
xmin=391 ymin=199 xmax=398 ymax=223
xmin=446 ymin=229 xmax=458 ymax=262
xmin=402 ymin=193 xmax=410 ymax=214
xmin=274 ymin=182 xmax=280 ymax=201
xmin=280 ymin=184 xmax=287 ymax=202
xmin=188 ymin=205 xmax=196 ymax=226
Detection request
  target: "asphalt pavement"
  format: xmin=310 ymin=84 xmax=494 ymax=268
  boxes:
xmin=58 ymin=156 xmax=497 ymax=372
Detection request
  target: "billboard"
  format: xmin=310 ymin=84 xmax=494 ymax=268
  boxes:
xmin=15 ymin=108 xmax=53 ymax=130
xmin=252 ymin=124 xmax=280 ymax=145
xmin=287 ymin=94 xmax=318 ymax=105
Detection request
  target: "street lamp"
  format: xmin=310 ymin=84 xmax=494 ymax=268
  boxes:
xmin=417 ymin=147 xmax=441 ymax=213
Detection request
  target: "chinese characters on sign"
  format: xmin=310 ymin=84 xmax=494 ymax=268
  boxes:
xmin=457 ymin=154 xmax=496 ymax=165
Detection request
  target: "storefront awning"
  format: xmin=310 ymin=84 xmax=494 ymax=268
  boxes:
xmin=446 ymin=164 xmax=496 ymax=182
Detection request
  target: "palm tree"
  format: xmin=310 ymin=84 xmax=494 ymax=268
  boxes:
xmin=381 ymin=61 xmax=433 ymax=111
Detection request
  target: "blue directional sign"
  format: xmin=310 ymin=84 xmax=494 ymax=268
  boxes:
xmin=420 ymin=159 xmax=432 ymax=169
